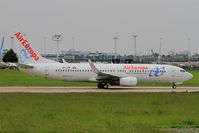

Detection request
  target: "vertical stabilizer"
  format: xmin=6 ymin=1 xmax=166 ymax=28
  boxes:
xmin=14 ymin=32 xmax=56 ymax=64
xmin=0 ymin=37 xmax=4 ymax=61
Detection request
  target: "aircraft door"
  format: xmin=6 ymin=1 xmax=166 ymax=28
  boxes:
xmin=171 ymin=68 xmax=181 ymax=83
xmin=44 ymin=66 xmax=49 ymax=78
xmin=171 ymin=69 xmax=176 ymax=78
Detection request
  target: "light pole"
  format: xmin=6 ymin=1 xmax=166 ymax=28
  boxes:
xmin=158 ymin=37 xmax=163 ymax=64
xmin=133 ymin=35 xmax=138 ymax=62
xmin=72 ymin=37 xmax=75 ymax=50
xmin=72 ymin=37 xmax=75 ymax=57
xmin=188 ymin=38 xmax=191 ymax=62
xmin=43 ymin=37 xmax=47 ymax=57
xmin=10 ymin=36 xmax=14 ymax=50
xmin=113 ymin=37 xmax=118 ymax=59
xmin=52 ymin=34 xmax=63 ymax=61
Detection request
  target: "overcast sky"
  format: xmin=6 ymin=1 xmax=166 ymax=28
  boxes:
xmin=0 ymin=0 xmax=199 ymax=55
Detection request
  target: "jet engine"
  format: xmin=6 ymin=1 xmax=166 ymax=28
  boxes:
xmin=119 ymin=77 xmax=137 ymax=86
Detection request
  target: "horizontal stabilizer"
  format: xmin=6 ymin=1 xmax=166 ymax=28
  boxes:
xmin=16 ymin=63 xmax=34 ymax=69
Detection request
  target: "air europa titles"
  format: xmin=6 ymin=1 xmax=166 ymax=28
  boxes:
xmin=14 ymin=32 xmax=39 ymax=61
xmin=123 ymin=65 xmax=149 ymax=70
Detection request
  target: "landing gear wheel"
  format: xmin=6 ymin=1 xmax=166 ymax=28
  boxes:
xmin=97 ymin=83 xmax=103 ymax=89
xmin=97 ymin=83 xmax=109 ymax=89
xmin=104 ymin=84 xmax=109 ymax=89
xmin=172 ymin=83 xmax=176 ymax=89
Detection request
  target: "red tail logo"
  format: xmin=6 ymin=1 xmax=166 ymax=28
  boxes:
xmin=15 ymin=32 xmax=39 ymax=61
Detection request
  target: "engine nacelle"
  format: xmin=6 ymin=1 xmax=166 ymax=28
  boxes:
xmin=119 ymin=77 xmax=137 ymax=86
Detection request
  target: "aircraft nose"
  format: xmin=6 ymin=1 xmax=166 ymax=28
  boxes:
xmin=187 ymin=72 xmax=193 ymax=80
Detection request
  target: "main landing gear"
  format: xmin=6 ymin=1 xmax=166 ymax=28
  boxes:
xmin=97 ymin=83 xmax=109 ymax=89
xmin=172 ymin=83 xmax=176 ymax=89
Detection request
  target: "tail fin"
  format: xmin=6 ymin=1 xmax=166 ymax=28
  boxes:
xmin=14 ymin=32 xmax=56 ymax=64
xmin=0 ymin=37 xmax=4 ymax=60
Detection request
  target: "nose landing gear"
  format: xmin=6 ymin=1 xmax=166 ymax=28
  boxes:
xmin=172 ymin=83 xmax=176 ymax=89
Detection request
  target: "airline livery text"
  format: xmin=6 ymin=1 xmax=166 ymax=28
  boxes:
xmin=14 ymin=32 xmax=39 ymax=61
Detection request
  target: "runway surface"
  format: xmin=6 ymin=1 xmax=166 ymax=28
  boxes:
xmin=0 ymin=86 xmax=199 ymax=93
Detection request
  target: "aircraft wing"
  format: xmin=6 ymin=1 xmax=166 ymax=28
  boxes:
xmin=96 ymin=71 xmax=119 ymax=81
xmin=88 ymin=59 xmax=119 ymax=82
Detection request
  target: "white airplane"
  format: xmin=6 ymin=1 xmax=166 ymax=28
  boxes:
xmin=14 ymin=32 xmax=193 ymax=89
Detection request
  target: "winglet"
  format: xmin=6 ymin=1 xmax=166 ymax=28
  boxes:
xmin=88 ymin=59 xmax=99 ymax=73
xmin=62 ymin=59 xmax=68 ymax=63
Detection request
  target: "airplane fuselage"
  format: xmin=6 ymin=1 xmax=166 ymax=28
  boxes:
xmin=21 ymin=63 xmax=193 ymax=85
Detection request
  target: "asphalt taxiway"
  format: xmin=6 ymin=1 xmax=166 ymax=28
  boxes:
xmin=0 ymin=86 xmax=199 ymax=93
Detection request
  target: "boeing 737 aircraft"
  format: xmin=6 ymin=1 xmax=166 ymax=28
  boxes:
xmin=14 ymin=32 xmax=193 ymax=89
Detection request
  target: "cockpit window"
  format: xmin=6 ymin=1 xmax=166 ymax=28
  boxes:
xmin=180 ymin=70 xmax=186 ymax=72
